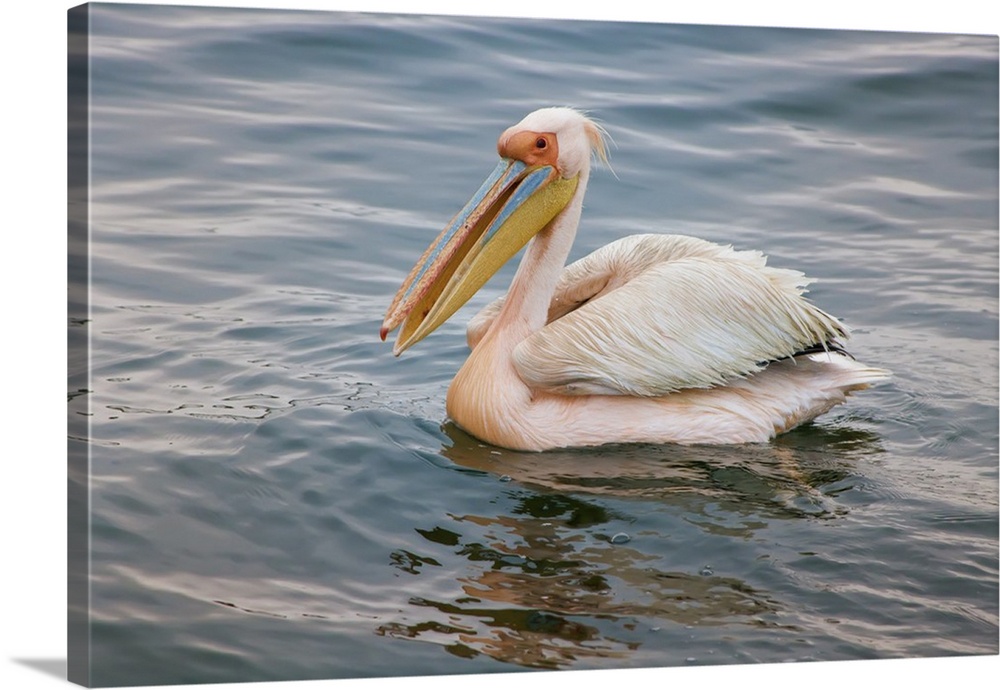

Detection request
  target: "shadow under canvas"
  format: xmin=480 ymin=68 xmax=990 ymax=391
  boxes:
xmin=13 ymin=658 xmax=68 ymax=681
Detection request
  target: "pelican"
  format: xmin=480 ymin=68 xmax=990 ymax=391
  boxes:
xmin=381 ymin=107 xmax=889 ymax=451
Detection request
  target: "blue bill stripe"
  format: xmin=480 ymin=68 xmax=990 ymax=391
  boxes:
xmin=480 ymin=166 xmax=553 ymax=244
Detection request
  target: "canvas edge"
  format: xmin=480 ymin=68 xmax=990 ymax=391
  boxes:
xmin=67 ymin=3 xmax=92 ymax=687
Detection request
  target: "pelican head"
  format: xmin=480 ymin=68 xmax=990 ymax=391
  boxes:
xmin=380 ymin=107 xmax=609 ymax=355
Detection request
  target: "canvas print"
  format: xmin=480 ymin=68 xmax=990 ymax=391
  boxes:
xmin=68 ymin=2 xmax=999 ymax=687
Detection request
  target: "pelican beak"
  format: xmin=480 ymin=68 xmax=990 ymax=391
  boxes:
xmin=381 ymin=158 xmax=579 ymax=355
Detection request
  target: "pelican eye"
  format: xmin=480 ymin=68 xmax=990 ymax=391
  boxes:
xmin=535 ymin=137 xmax=547 ymax=149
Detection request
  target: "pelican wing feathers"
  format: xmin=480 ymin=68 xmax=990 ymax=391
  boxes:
xmin=488 ymin=234 xmax=848 ymax=396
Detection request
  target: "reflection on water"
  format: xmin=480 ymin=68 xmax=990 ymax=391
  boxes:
xmin=375 ymin=423 xmax=886 ymax=668
xmin=442 ymin=421 xmax=884 ymax=517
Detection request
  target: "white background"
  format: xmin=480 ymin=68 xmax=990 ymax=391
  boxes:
xmin=1 ymin=1 xmax=997 ymax=689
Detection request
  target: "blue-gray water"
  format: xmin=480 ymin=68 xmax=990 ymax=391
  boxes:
xmin=72 ymin=3 xmax=998 ymax=686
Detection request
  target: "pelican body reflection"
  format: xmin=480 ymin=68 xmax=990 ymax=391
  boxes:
xmin=376 ymin=423 xmax=886 ymax=668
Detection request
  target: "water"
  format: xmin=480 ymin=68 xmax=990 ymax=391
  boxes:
xmin=70 ymin=4 xmax=998 ymax=686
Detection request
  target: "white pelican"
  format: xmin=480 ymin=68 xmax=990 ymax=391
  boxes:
xmin=381 ymin=107 xmax=889 ymax=451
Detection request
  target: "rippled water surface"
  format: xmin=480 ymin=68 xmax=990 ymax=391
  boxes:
xmin=70 ymin=4 xmax=998 ymax=686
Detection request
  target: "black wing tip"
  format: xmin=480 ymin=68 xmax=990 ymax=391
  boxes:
xmin=757 ymin=340 xmax=855 ymax=368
